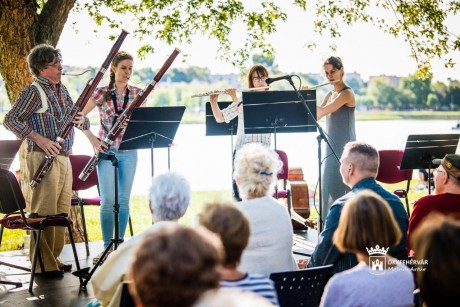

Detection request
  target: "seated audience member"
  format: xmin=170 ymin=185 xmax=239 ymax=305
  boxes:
xmin=308 ymin=141 xmax=409 ymax=274
xmin=91 ymin=172 xmax=191 ymax=307
xmin=129 ymin=225 xmax=222 ymax=307
xmin=408 ymin=154 xmax=460 ymax=256
xmin=320 ymin=190 xmax=414 ymax=307
xmin=199 ymin=201 xmax=279 ymax=305
xmin=233 ymin=143 xmax=297 ymax=276
xmin=194 ymin=288 xmax=274 ymax=307
xmin=411 ymin=214 xmax=460 ymax=307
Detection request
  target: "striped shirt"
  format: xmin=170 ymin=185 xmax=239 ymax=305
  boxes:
xmin=92 ymin=84 xmax=142 ymax=148
xmin=222 ymin=102 xmax=271 ymax=151
xmin=4 ymin=77 xmax=89 ymax=152
xmin=220 ymin=273 xmax=279 ymax=306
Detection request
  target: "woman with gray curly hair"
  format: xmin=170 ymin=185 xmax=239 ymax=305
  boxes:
xmin=234 ymin=143 xmax=297 ymax=276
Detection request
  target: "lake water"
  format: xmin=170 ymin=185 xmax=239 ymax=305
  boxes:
xmin=1 ymin=120 xmax=459 ymax=196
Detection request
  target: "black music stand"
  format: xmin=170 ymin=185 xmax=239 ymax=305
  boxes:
xmin=0 ymin=140 xmax=22 ymax=170
xmin=242 ymin=90 xmax=317 ymax=149
xmin=205 ymin=101 xmax=238 ymax=195
xmin=119 ymin=106 xmax=185 ymax=178
xmin=400 ymin=134 xmax=460 ymax=194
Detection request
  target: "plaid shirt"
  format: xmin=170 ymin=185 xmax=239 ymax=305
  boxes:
xmin=4 ymin=77 xmax=90 ymax=152
xmin=92 ymin=84 xmax=142 ymax=148
xmin=222 ymin=101 xmax=271 ymax=151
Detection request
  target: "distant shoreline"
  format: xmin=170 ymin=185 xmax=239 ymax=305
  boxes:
xmin=2 ymin=110 xmax=460 ymax=125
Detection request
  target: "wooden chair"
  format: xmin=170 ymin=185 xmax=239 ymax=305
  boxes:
xmin=269 ymin=264 xmax=334 ymax=307
xmin=0 ymin=169 xmax=82 ymax=292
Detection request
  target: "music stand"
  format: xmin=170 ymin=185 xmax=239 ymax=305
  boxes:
xmin=242 ymin=90 xmax=317 ymax=149
xmin=118 ymin=106 xmax=185 ymax=178
xmin=205 ymin=101 xmax=238 ymax=196
xmin=0 ymin=140 xmax=22 ymax=170
xmin=400 ymin=134 xmax=460 ymax=194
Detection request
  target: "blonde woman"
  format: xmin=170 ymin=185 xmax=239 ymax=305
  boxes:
xmin=233 ymin=143 xmax=297 ymax=276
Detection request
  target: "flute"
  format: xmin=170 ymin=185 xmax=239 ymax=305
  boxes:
xmin=79 ymin=48 xmax=181 ymax=181
xmin=30 ymin=29 xmax=129 ymax=188
xmin=307 ymin=80 xmax=339 ymax=90
xmin=191 ymin=86 xmax=270 ymax=98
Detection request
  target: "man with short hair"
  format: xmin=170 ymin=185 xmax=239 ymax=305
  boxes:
xmin=91 ymin=171 xmax=192 ymax=307
xmin=408 ymin=154 xmax=460 ymax=256
xmin=308 ymin=141 xmax=409 ymax=274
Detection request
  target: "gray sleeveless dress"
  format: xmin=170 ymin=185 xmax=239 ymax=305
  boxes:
xmin=321 ymin=90 xmax=356 ymax=218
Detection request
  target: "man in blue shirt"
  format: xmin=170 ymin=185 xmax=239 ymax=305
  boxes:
xmin=308 ymin=141 xmax=409 ymax=274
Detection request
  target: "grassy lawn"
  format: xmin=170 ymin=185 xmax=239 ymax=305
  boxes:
xmin=0 ymin=184 xmax=428 ymax=252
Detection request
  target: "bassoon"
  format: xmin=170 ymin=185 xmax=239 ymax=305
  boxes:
xmin=30 ymin=29 xmax=129 ymax=188
xmin=78 ymin=48 xmax=181 ymax=181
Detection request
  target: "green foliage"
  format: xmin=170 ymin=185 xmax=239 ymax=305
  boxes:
xmin=312 ymin=0 xmax=459 ymax=78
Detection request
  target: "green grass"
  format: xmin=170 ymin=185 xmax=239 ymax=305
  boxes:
xmin=0 ymin=190 xmax=233 ymax=252
xmin=0 ymin=184 xmax=427 ymax=252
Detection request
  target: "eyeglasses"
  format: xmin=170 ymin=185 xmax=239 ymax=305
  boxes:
xmin=434 ymin=167 xmax=445 ymax=174
xmin=48 ymin=60 xmax=62 ymax=68
xmin=252 ymin=76 xmax=267 ymax=82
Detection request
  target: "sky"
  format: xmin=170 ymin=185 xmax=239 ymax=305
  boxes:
xmin=57 ymin=2 xmax=460 ymax=83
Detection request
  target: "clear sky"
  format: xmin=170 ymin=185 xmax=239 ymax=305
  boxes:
xmin=57 ymin=3 xmax=459 ymax=83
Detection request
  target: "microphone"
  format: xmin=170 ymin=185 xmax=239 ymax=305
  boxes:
xmin=265 ymin=75 xmax=294 ymax=85
xmin=432 ymin=158 xmax=442 ymax=165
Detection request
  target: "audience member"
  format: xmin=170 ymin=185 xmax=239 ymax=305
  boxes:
xmin=91 ymin=172 xmax=191 ymax=306
xmin=194 ymin=288 xmax=274 ymax=307
xmin=129 ymin=225 xmax=222 ymax=307
xmin=411 ymin=214 xmax=460 ymax=307
xmin=234 ymin=143 xmax=297 ymax=276
xmin=408 ymin=154 xmax=460 ymax=256
xmin=199 ymin=201 xmax=279 ymax=305
xmin=308 ymin=141 xmax=409 ymax=274
xmin=320 ymin=190 xmax=414 ymax=307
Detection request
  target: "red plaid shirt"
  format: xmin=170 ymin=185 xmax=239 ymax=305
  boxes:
xmin=92 ymin=84 xmax=142 ymax=147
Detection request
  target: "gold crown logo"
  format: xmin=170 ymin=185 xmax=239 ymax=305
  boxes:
xmin=366 ymin=245 xmax=389 ymax=255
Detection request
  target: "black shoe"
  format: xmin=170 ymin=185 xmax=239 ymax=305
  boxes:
xmin=35 ymin=270 xmax=64 ymax=278
xmin=59 ymin=264 xmax=72 ymax=272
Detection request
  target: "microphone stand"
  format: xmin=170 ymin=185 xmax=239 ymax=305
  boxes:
xmin=282 ymin=76 xmax=340 ymax=234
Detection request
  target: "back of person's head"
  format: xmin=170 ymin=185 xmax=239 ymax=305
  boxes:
xmin=411 ymin=214 xmax=460 ymax=307
xmin=247 ymin=64 xmax=269 ymax=88
xmin=333 ymin=190 xmax=402 ymax=255
xmin=342 ymin=141 xmax=379 ymax=176
xmin=129 ymin=224 xmax=222 ymax=307
xmin=194 ymin=288 xmax=274 ymax=307
xmin=28 ymin=43 xmax=62 ymax=77
xmin=199 ymin=201 xmax=250 ymax=267
xmin=149 ymin=172 xmax=191 ymax=222
xmin=233 ymin=143 xmax=281 ymax=199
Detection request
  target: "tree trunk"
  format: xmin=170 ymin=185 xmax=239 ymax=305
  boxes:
xmin=1 ymin=0 xmax=81 ymax=245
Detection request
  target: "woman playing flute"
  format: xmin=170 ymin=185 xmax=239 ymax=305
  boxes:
xmin=305 ymin=56 xmax=356 ymax=217
xmin=81 ymin=51 xmax=144 ymax=264
xmin=210 ymin=64 xmax=271 ymax=201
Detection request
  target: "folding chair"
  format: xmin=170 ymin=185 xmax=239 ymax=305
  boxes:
xmin=69 ymin=155 xmax=133 ymax=256
xmin=0 ymin=169 xmax=81 ymax=292
xmin=376 ymin=150 xmax=413 ymax=216
xmin=269 ymin=264 xmax=334 ymax=307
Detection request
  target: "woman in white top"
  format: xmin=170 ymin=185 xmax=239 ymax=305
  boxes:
xmin=210 ymin=65 xmax=271 ymax=201
xmin=320 ymin=190 xmax=414 ymax=307
xmin=233 ymin=143 xmax=297 ymax=276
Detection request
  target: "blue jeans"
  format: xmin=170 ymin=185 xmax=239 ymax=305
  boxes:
xmin=97 ymin=149 xmax=137 ymax=249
